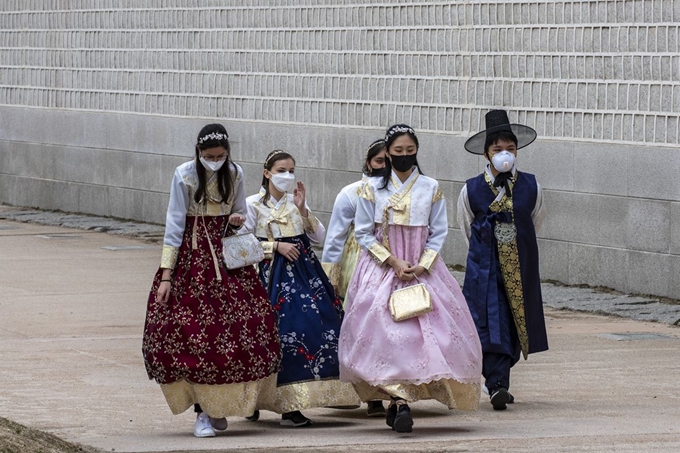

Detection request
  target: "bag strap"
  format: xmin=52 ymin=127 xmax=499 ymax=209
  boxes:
xmin=388 ymin=270 xmax=422 ymax=292
xmin=200 ymin=216 xmax=223 ymax=282
xmin=191 ymin=216 xmax=199 ymax=250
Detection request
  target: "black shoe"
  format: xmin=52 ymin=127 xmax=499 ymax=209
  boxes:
xmin=280 ymin=411 xmax=312 ymax=427
xmin=245 ymin=410 xmax=260 ymax=421
xmin=366 ymin=400 xmax=386 ymax=417
xmin=508 ymin=392 xmax=515 ymax=404
xmin=385 ymin=403 xmax=397 ymax=428
xmin=392 ymin=404 xmax=413 ymax=433
xmin=490 ymin=388 xmax=511 ymax=411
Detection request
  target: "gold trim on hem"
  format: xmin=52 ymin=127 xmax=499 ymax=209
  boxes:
xmin=160 ymin=245 xmax=179 ymax=269
xmin=418 ymin=249 xmax=438 ymax=273
xmin=159 ymin=374 xmax=278 ymax=417
xmin=259 ymin=379 xmax=360 ymax=413
xmin=351 ymin=379 xmax=480 ymax=411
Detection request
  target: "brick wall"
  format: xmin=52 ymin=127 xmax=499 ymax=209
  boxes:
xmin=2 ymin=1 xmax=679 ymax=144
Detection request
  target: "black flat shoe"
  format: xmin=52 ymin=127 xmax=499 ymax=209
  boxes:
xmin=280 ymin=411 xmax=312 ymax=427
xmin=367 ymin=400 xmax=386 ymax=417
xmin=392 ymin=404 xmax=413 ymax=433
xmin=245 ymin=410 xmax=260 ymax=421
xmin=490 ymin=388 xmax=511 ymax=411
xmin=385 ymin=403 xmax=397 ymax=428
xmin=508 ymin=392 xmax=515 ymax=404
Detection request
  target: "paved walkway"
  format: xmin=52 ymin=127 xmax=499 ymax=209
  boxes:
xmin=1 ymin=205 xmax=680 ymax=452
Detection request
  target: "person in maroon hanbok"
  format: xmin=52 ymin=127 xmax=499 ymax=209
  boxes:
xmin=142 ymin=124 xmax=280 ymax=437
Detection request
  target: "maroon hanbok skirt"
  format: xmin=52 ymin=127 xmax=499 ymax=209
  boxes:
xmin=142 ymin=215 xmax=280 ymax=417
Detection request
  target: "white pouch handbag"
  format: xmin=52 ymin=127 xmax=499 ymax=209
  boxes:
xmin=221 ymin=232 xmax=264 ymax=269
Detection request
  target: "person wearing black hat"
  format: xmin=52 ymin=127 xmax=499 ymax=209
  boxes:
xmin=456 ymin=110 xmax=549 ymax=411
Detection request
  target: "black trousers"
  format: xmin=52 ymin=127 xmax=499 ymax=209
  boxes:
xmin=482 ymin=352 xmax=514 ymax=393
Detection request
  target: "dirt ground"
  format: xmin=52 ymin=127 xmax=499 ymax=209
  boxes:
xmin=0 ymin=417 xmax=98 ymax=453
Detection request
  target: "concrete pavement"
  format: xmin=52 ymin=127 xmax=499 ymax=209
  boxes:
xmin=1 ymin=207 xmax=680 ymax=452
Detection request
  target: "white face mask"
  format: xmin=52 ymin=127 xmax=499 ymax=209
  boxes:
xmin=199 ymin=156 xmax=226 ymax=172
xmin=491 ymin=150 xmax=515 ymax=173
xmin=270 ymin=171 xmax=295 ymax=192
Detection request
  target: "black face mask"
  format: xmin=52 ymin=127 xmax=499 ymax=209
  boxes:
xmin=389 ymin=153 xmax=417 ymax=172
xmin=369 ymin=167 xmax=387 ymax=177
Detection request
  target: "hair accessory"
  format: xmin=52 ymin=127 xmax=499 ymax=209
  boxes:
xmin=385 ymin=125 xmax=416 ymax=142
xmin=198 ymin=132 xmax=228 ymax=144
xmin=366 ymin=139 xmax=385 ymax=158
xmin=464 ymin=110 xmax=537 ymax=155
xmin=264 ymin=150 xmax=287 ymax=168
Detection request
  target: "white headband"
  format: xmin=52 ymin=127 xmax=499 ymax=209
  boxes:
xmin=198 ymin=132 xmax=228 ymax=144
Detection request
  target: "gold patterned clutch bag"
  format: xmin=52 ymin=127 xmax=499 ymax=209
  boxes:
xmin=388 ymin=277 xmax=432 ymax=322
xmin=221 ymin=233 xmax=264 ymax=270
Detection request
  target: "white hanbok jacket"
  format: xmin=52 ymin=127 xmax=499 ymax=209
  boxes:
xmin=355 ymin=168 xmax=446 ymax=272
xmin=160 ymin=160 xmax=245 ymax=269
xmin=242 ymin=187 xmax=325 ymax=259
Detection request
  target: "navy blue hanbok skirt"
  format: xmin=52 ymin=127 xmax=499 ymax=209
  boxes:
xmin=255 ymin=234 xmax=360 ymax=412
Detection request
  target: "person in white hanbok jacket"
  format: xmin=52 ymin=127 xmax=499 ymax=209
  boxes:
xmin=322 ymin=139 xmax=387 ymax=300
xmin=142 ymin=124 xmax=280 ymax=438
xmin=321 ymin=139 xmax=387 ymax=417
xmin=338 ymin=124 xmax=483 ymax=434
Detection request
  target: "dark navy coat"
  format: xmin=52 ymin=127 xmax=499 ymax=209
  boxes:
xmin=462 ymin=171 xmax=548 ymax=358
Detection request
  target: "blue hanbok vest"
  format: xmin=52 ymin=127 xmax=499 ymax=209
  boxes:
xmin=463 ymin=172 xmax=549 ymax=357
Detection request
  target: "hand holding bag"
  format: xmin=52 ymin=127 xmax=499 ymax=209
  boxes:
xmin=221 ymin=226 xmax=264 ymax=270
xmin=388 ymin=275 xmax=432 ymax=322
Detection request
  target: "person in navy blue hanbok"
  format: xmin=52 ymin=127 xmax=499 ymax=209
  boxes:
xmin=457 ymin=110 xmax=549 ymax=411
xmin=243 ymin=150 xmax=360 ymax=427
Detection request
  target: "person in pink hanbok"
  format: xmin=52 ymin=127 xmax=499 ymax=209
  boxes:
xmin=338 ymin=124 xmax=483 ymax=433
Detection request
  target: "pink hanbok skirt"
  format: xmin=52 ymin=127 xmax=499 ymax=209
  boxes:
xmin=339 ymin=225 xmax=482 ymax=410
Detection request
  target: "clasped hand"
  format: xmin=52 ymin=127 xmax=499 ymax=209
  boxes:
xmin=387 ymin=256 xmax=425 ymax=281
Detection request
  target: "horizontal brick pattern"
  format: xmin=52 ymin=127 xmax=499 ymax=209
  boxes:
xmin=1 ymin=0 xmax=680 ymax=145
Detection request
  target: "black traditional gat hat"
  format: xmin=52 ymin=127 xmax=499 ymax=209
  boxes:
xmin=464 ymin=109 xmax=537 ymax=155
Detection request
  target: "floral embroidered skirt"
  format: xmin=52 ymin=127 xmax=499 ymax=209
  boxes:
xmin=257 ymin=234 xmax=360 ymax=413
xmin=142 ymin=215 xmax=281 ymax=417
xmin=339 ymin=225 xmax=483 ymax=411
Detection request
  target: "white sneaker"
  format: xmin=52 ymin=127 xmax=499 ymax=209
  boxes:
xmin=209 ymin=416 xmax=228 ymax=431
xmin=194 ymin=412 xmax=216 ymax=438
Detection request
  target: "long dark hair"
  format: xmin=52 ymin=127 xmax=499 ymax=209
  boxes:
xmin=194 ymin=123 xmax=234 ymax=204
xmin=260 ymin=150 xmax=296 ymax=205
xmin=362 ymin=139 xmax=386 ymax=176
xmin=380 ymin=124 xmax=424 ymax=189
